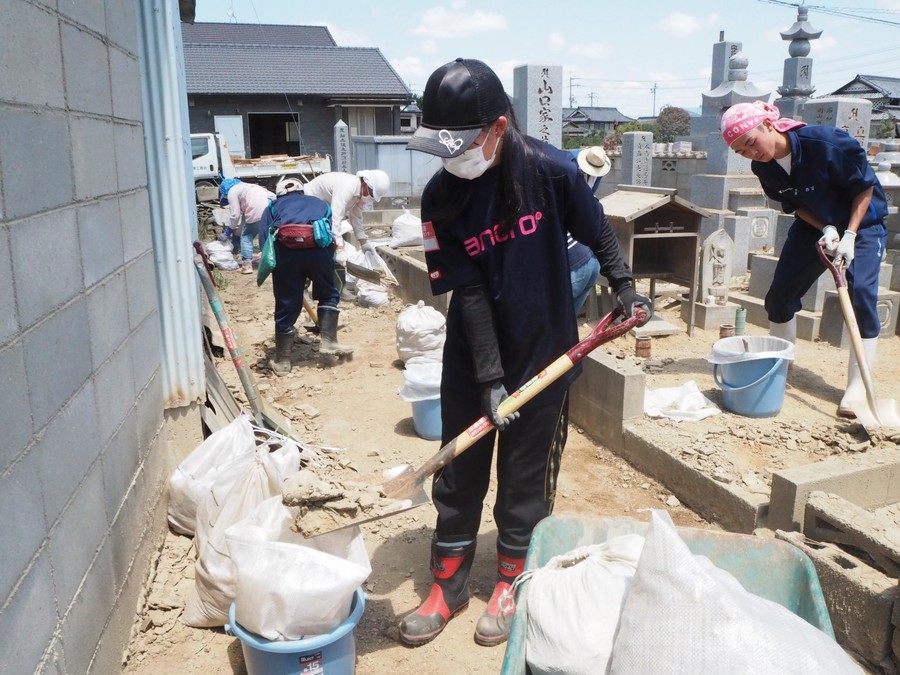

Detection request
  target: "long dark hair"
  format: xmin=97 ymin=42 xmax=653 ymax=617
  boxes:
xmin=428 ymin=100 xmax=549 ymax=234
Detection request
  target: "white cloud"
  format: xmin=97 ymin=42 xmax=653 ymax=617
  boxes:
xmin=657 ymin=11 xmax=703 ymax=38
xmin=549 ymin=33 xmax=566 ymax=50
xmin=412 ymin=6 xmax=507 ymax=39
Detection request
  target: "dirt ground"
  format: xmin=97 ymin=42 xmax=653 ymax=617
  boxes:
xmin=120 ymin=257 xmax=899 ymax=674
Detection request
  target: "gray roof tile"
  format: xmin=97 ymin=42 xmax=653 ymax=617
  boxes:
xmin=183 ymin=44 xmax=410 ymax=97
xmin=181 ymin=22 xmax=336 ymax=46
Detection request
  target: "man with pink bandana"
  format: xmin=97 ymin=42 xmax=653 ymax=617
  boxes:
xmin=721 ymin=101 xmax=888 ymax=418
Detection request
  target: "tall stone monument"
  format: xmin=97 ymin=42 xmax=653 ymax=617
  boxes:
xmin=774 ymin=2 xmax=822 ymax=120
xmin=620 ymin=132 xmax=653 ymax=186
xmin=333 ymin=119 xmax=351 ymax=173
xmin=512 ymin=64 xmax=562 ymax=148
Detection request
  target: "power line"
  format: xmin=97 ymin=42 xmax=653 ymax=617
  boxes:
xmin=757 ymin=0 xmax=900 ymax=28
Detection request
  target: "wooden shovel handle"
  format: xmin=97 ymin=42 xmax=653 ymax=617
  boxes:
xmin=385 ymin=308 xmax=644 ymax=497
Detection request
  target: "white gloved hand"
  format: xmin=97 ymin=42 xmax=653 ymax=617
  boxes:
xmin=833 ymin=230 xmax=856 ymax=267
xmin=818 ymin=225 xmax=839 ymax=253
xmin=334 ymin=246 xmax=348 ymax=265
xmin=361 ymin=241 xmax=376 ymax=254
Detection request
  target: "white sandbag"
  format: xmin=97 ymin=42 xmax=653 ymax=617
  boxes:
xmin=523 ymin=535 xmax=644 ymax=675
xmin=167 ymin=415 xmax=256 ymax=537
xmin=226 ymin=496 xmax=372 ymax=640
xmin=396 ymin=300 xmax=445 ymax=364
xmin=356 ymin=279 xmax=389 ymax=307
xmin=181 ymin=444 xmax=300 ymax=628
xmin=389 ymin=209 xmax=423 ymax=248
xmin=609 ymin=511 xmax=863 ymax=675
xmin=204 ymin=239 xmax=239 ymax=271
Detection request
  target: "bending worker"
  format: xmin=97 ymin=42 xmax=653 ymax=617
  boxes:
xmin=260 ymin=178 xmax=354 ymax=375
xmin=721 ymin=101 xmax=888 ymax=417
xmin=401 ymin=57 xmax=651 ymax=648
xmin=301 ymin=169 xmax=390 ymax=258
xmin=218 ymin=177 xmax=276 ymax=274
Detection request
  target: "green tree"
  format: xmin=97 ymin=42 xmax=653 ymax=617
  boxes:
xmin=655 ymin=105 xmax=692 ymax=143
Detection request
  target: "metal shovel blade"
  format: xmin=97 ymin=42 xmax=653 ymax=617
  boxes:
xmin=344 ymin=260 xmax=385 ymax=284
xmin=848 ymin=398 xmax=900 ymax=431
xmin=297 ymin=463 xmax=431 ymax=538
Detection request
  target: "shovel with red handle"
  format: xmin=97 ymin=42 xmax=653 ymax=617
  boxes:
xmin=816 ymin=240 xmax=900 ymax=430
xmin=303 ymin=306 xmax=647 ymax=537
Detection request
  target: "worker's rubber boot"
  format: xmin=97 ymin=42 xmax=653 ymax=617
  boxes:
xmin=769 ymin=317 xmax=796 ymax=344
xmin=474 ymin=546 xmax=526 ymax=647
xmin=269 ymin=330 xmax=294 ymax=376
xmin=399 ymin=538 xmax=476 ymax=646
xmin=318 ymin=306 xmax=354 ymax=357
xmin=769 ymin=317 xmax=797 ymax=372
xmin=838 ymin=337 xmax=877 ymax=418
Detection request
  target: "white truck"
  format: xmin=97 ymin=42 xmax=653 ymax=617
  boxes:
xmin=191 ymin=132 xmax=332 ymax=203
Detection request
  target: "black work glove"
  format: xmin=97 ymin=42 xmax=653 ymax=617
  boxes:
xmin=481 ymin=380 xmax=520 ymax=431
xmin=616 ymin=284 xmax=653 ymax=326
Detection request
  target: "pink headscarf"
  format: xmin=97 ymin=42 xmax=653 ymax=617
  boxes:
xmin=720 ymin=101 xmax=805 ymax=146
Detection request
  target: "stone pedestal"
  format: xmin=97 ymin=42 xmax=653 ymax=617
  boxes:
xmin=801 ymin=97 xmax=872 ymax=148
xmin=820 ymin=288 xmax=900 ymax=347
xmin=681 ymin=300 xmax=743 ymax=332
xmin=621 ymin=132 xmax=653 ymax=186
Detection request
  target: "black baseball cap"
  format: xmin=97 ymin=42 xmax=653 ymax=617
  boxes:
xmin=406 ymin=58 xmax=509 ymax=158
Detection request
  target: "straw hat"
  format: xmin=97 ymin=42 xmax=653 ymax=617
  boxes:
xmin=577 ymin=146 xmax=611 ymax=177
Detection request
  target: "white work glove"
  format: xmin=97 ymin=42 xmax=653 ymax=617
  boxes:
xmin=361 ymin=241 xmax=377 ymax=254
xmin=334 ymin=245 xmax=348 ymax=265
xmin=833 ymin=230 xmax=856 ymax=267
xmin=818 ymin=225 xmax=839 ymax=253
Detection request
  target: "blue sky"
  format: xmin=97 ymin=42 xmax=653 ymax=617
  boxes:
xmin=194 ymin=1 xmax=900 ymax=119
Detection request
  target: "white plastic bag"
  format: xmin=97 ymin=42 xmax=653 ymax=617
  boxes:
xmin=225 ymin=496 xmax=372 ymax=640
xmin=389 ymin=209 xmax=423 ymax=248
xmin=204 ymin=239 xmax=239 ymax=271
xmin=643 ymin=380 xmax=721 ymax=421
xmin=396 ymin=300 xmax=445 ymax=363
xmin=181 ymin=443 xmax=300 ymax=628
xmin=523 ymin=535 xmax=645 ymax=675
xmin=398 ymin=361 xmax=442 ymax=402
xmin=609 ymin=511 xmax=863 ymax=674
xmin=167 ymin=415 xmax=256 ymax=537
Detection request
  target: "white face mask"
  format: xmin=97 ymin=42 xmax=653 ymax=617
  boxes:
xmin=442 ymin=128 xmax=499 ymax=180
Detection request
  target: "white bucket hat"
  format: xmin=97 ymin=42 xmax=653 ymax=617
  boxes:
xmin=577 ymin=146 xmax=612 ymax=177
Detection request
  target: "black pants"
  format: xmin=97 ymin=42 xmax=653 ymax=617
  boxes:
xmin=271 ymin=244 xmax=339 ymax=334
xmin=432 ymin=384 xmax=568 ymax=553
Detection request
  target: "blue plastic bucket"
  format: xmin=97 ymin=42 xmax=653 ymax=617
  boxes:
xmin=227 ymin=587 xmax=365 ymax=675
xmin=411 ymin=397 xmax=442 ymax=440
xmin=713 ymin=357 xmax=788 ymax=417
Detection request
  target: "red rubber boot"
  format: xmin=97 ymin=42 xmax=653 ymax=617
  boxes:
xmin=399 ymin=538 xmax=476 ymax=646
xmin=474 ymin=552 xmax=525 ymax=646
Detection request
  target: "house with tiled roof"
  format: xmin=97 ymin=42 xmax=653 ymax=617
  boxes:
xmin=562 ymin=106 xmax=635 ymax=138
xmin=829 ymin=74 xmax=900 ymax=136
xmin=181 ymin=22 xmax=412 ymax=160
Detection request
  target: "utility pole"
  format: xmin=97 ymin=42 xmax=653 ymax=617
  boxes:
xmin=568 ymin=75 xmax=582 ymax=107
xmin=650 ymin=83 xmax=658 ymax=117
xmin=588 ymin=91 xmax=595 ymax=106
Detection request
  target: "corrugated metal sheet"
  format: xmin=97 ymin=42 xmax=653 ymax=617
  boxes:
xmin=139 ymin=0 xmax=205 ymax=408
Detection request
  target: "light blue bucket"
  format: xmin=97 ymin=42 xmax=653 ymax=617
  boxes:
xmin=227 ymin=587 xmax=365 ymax=675
xmin=411 ymin=397 xmax=442 ymax=440
xmin=708 ymin=336 xmax=794 ymax=418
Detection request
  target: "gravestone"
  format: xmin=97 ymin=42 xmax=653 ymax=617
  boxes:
xmin=621 ymin=132 xmax=653 ymax=186
xmin=512 ymin=64 xmax=562 ymax=148
xmin=333 ymin=120 xmax=351 ymax=173
xmin=800 ymin=97 xmax=872 ymax=148
xmin=700 ymin=229 xmax=734 ymax=304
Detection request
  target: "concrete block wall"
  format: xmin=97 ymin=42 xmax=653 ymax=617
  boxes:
xmin=0 ymin=2 xmax=167 ymax=673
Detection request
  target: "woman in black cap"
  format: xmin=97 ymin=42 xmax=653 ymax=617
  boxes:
xmin=401 ymin=58 xmax=651 ymax=647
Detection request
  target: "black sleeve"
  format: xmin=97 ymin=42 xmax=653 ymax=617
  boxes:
xmin=591 ymin=211 xmax=633 ymax=293
xmin=457 ymin=284 xmax=503 ymax=384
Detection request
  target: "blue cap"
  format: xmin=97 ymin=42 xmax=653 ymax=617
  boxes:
xmin=219 ymin=178 xmax=242 ymax=206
